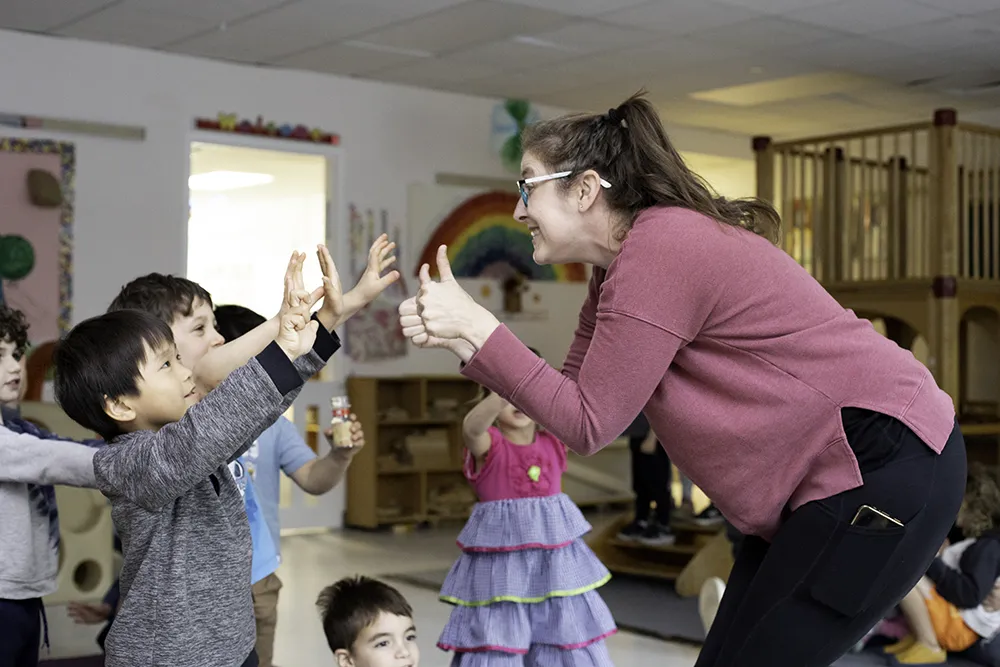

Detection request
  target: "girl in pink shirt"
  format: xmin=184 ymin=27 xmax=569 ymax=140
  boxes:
xmin=400 ymin=92 xmax=966 ymax=667
xmin=437 ymin=372 xmax=616 ymax=666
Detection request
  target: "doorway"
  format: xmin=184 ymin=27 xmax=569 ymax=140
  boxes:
xmin=187 ymin=138 xmax=345 ymax=534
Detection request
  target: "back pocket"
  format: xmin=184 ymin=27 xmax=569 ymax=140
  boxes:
xmin=808 ymin=521 xmax=907 ymax=617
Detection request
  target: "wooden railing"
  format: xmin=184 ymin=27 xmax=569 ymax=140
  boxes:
xmin=754 ymin=109 xmax=1000 ymax=286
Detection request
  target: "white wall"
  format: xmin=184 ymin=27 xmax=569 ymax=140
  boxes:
xmin=0 ymin=29 xmax=751 ymax=373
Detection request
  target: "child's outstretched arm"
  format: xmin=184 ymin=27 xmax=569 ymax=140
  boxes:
xmin=0 ymin=425 xmax=97 ymax=487
xmin=193 ymin=251 xmax=318 ymax=392
xmin=462 ymin=393 xmax=505 ymax=461
xmin=94 ymin=300 xmax=335 ymax=512
xmin=926 ymin=538 xmax=1000 ymax=608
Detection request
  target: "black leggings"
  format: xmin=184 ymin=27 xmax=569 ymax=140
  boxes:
xmin=696 ymin=419 xmax=966 ymax=667
xmin=629 ymin=434 xmax=673 ymax=521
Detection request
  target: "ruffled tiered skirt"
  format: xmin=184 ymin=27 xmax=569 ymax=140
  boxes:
xmin=438 ymin=493 xmax=616 ymax=666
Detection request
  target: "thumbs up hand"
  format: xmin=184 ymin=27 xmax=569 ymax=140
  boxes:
xmin=409 ymin=245 xmax=500 ymax=349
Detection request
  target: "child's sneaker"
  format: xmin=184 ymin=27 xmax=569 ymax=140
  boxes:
xmin=617 ymin=519 xmax=647 ymax=541
xmin=883 ymin=635 xmax=916 ymax=655
xmin=699 ymin=577 xmax=726 ymax=635
xmin=893 ymin=642 xmax=947 ymax=664
xmin=693 ymin=504 xmax=725 ymax=527
xmin=638 ymin=520 xmax=676 ymax=547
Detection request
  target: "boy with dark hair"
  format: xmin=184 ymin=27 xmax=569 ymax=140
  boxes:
xmin=0 ymin=304 xmax=104 ymax=666
xmin=317 ymin=576 xmax=418 ymax=667
xmin=54 ymin=259 xmax=334 ymax=667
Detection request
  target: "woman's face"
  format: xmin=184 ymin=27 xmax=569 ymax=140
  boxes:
xmin=515 ymin=153 xmax=604 ymax=266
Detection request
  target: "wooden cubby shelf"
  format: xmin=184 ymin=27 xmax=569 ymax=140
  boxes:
xmin=345 ymin=375 xmax=480 ymax=529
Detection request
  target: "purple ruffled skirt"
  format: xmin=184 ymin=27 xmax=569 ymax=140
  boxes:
xmin=438 ymin=493 xmax=616 ymax=666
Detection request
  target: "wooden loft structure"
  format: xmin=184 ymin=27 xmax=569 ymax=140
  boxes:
xmin=754 ymin=109 xmax=1000 ymax=447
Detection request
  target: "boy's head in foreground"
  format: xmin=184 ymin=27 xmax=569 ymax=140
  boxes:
xmin=317 ymin=576 xmax=418 ymax=667
xmin=0 ymin=304 xmax=28 ymax=406
xmin=54 ymin=309 xmax=197 ymax=441
xmin=108 ymin=273 xmax=225 ymax=368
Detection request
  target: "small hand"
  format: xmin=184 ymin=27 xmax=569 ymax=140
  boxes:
xmin=352 ymin=234 xmax=400 ymax=304
xmin=324 ymin=414 xmax=365 ymax=459
xmin=276 ymin=288 xmax=320 ymax=359
xmin=315 ymin=244 xmax=345 ymax=330
xmin=639 ymin=432 xmax=658 ymax=455
xmin=415 ymin=245 xmax=497 ymax=342
xmin=399 ymin=296 xmax=476 ymax=361
xmin=280 ymin=251 xmax=323 ymax=319
xmin=67 ymin=601 xmax=112 ymax=625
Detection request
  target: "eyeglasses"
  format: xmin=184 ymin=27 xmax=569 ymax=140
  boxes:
xmin=516 ymin=170 xmax=612 ymax=207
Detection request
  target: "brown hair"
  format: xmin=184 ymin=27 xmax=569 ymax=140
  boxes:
xmin=961 ymin=463 xmax=1000 ymax=537
xmin=520 ymin=90 xmax=782 ymax=244
xmin=316 ymin=576 xmax=413 ymax=653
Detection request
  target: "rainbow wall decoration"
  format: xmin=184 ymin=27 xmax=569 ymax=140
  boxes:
xmin=415 ymin=191 xmax=587 ymax=282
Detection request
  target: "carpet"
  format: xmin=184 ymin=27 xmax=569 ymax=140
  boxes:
xmin=386 ymin=569 xmax=986 ymax=666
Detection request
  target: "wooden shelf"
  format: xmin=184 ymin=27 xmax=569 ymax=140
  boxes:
xmin=346 ymin=376 xmax=480 ymax=529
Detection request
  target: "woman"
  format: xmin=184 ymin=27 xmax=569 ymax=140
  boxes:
xmin=399 ymin=92 xmax=966 ymax=666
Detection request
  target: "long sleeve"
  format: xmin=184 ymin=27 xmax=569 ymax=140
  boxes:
xmin=227 ymin=317 xmax=340 ymax=463
xmin=94 ymin=343 xmax=306 ymax=512
xmin=461 ymin=210 xmax=723 ymax=457
xmin=927 ymin=538 xmax=1000 ymax=609
xmin=0 ymin=426 xmax=97 ymax=487
xmin=462 ymin=318 xmax=682 ymax=455
xmin=560 ymin=268 xmax=603 ymax=382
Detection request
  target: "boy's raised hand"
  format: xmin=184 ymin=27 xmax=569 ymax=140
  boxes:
xmin=353 ymin=234 xmax=399 ymax=304
xmin=276 ymin=279 xmax=320 ymax=360
xmin=314 ymin=235 xmax=399 ymax=331
xmin=278 ymin=250 xmax=323 ymax=319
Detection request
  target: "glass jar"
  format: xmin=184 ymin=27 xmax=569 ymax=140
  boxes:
xmin=330 ymin=396 xmax=354 ymax=448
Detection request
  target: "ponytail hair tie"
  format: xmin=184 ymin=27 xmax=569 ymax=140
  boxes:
xmin=606 ymin=106 xmax=627 ymax=129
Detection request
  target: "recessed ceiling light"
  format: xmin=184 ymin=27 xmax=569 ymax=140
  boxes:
xmin=188 ymin=171 xmax=274 ymax=192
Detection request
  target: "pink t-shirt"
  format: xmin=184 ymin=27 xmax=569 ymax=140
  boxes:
xmin=463 ymin=426 xmax=567 ymax=502
xmin=461 ymin=206 xmax=956 ymax=540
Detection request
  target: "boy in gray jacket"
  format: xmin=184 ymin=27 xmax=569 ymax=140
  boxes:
xmin=53 ymin=269 xmax=330 ymax=667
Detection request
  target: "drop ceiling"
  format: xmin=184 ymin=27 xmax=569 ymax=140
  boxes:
xmin=4 ymin=0 xmax=1000 ymax=139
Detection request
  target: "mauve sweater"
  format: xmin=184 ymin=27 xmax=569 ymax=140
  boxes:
xmin=461 ymin=206 xmax=956 ymax=540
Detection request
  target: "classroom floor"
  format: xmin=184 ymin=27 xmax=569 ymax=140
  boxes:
xmin=44 ymin=511 xmax=700 ymax=666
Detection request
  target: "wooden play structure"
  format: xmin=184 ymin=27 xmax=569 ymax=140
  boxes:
xmin=592 ymin=108 xmax=1000 ymax=584
xmin=754 ymin=108 xmax=1000 ymax=450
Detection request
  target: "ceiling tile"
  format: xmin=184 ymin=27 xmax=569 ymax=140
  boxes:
xmin=709 ymin=0 xmax=843 ymax=14
xmin=168 ymin=0 xmax=458 ymax=61
xmin=534 ymin=78 xmax=663 ymax=111
xmin=446 ymin=39 xmax=578 ymax=70
xmin=354 ymin=1 xmax=573 ymax=55
xmin=121 ymin=0 xmax=289 ymax=24
xmin=686 ymin=16 xmax=848 ymax=51
xmin=524 ymin=20 xmax=659 ymax=55
xmin=372 ymin=58 xmax=504 ymax=87
xmin=496 ymin=0 xmax=651 ymax=17
xmin=786 ymin=0 xmax=953 ymax=35
xmin=56 ymin=6 xmax=215 ymax=48
xmin=869 ymin=16 xmax=1000 ymax=51
xmin=911 ymin=0 xmax=1000 ymax=15
xmin=776 ymin=35 xmax=921 ymax=70
xmin=273 ymin=42 xmax=421 ymax=75
xmin=600 ymin=0 xmax=766 ymax=34
xmin=0 ymin=0 xmax=118 ymax=32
